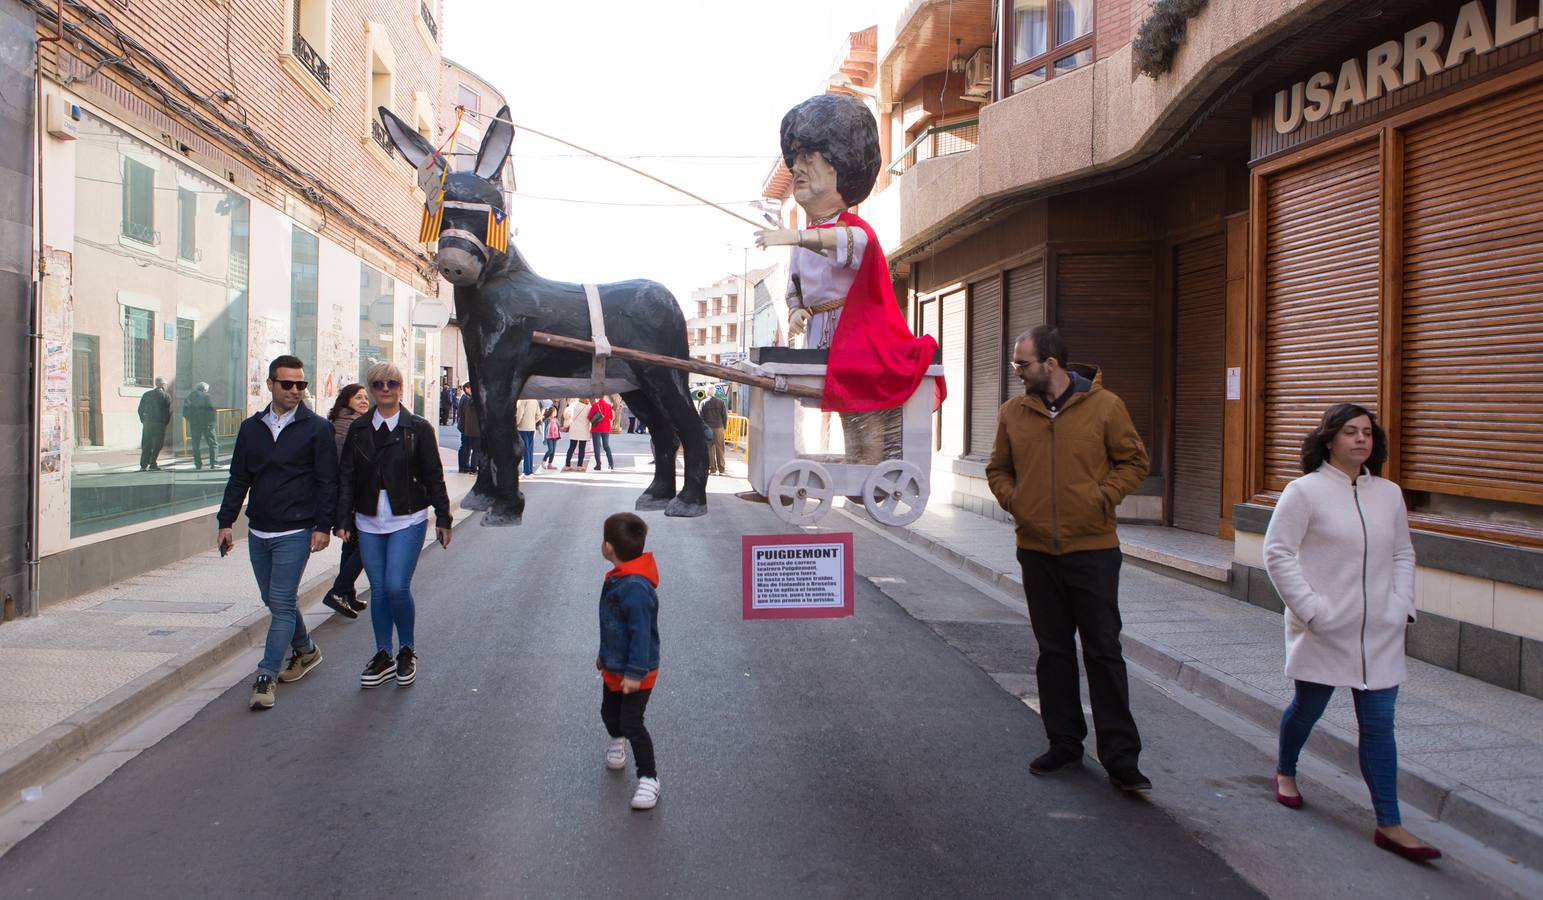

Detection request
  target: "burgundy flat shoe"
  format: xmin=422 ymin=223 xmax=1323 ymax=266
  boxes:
xmin=1272 ymin=774 xmax=1303 ymax=809
xmin=1373 ymin=829 xmax=1442 ymax=861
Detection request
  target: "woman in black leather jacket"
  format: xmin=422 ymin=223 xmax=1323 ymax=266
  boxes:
xmin=336 ymin=363 xmax=452 ymax=689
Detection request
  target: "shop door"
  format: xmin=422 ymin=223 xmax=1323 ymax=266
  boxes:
xmin=1055 ymin=251 xmax=1157 ymax=454
xmin=919 ymin=298 xmax=940 ymax=451
xmin=1171 ymin=234 xmax=1226 ymax=534
xmin=73 ymin=334 xmax=101 ymax=446
xmin=1261 ymin=143 xmax=1381 ymax=491
xmin=967 ymin=275 xmax=1003 ymax=457
xmin=1401 ymin=80 xmax=1543 ymax=505
xmin=940 ymin=290 xmax=967 ymax=457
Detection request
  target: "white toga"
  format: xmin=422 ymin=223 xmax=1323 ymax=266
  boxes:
xmin=785 ymin=219 xmax=868 ymax=349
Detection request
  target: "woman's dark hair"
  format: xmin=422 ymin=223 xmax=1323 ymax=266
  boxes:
xmin=328 ymin=384 xmax=366 ymax=422
xmin=1301 ymin=403 xmax=1387 ymax=476
xmin=779 ymin=94 xmax=882 ymax=207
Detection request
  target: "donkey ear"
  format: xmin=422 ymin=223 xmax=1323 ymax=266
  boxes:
xmin=474 ymin=104 xmax=514 ymax=181
xmin=379 ymin=107 xmax=437 ymax=171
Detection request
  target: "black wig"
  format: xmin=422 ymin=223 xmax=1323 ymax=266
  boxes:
xmin=779 ymin=94 xmax=882 ymax=207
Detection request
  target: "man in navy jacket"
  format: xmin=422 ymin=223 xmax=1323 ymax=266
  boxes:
xmin=217 ymin=355 xmax=337 ymax=710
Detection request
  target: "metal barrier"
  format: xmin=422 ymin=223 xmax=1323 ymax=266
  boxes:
xmin=725 ymin=414 xmax=748 ymax=453
xmin=181 ymin=407 xmax=244 ymax=444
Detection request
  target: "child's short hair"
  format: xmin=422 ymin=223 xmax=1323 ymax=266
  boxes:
xmin=604 ymin=512 xmax=648 ymax=561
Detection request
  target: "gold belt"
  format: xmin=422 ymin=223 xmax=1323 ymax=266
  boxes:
xmin=806 ymin=298 xmax=845 ymax=315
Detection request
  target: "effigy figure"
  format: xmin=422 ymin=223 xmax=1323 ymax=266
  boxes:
xmin=754 ymin=94 xmax=943 ymax=464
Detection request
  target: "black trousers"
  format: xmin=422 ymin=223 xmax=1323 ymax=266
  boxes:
xmin=600 ymin=686 xmax=656 ymax=778
xmin=457 ymin=435 xmax=481 ymax=472
xmin=139 ymin=422 xmax=167 ymax=469
xmin=1017 ymin=547 xmax=1141 ymax=769
xmin=190 ymin=426 xmax=218 ymax=468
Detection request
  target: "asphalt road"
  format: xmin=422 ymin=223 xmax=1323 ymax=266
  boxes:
xmin=1 ymin=454 xmax=1520 ymax=899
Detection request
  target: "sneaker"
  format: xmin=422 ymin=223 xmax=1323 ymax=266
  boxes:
xmin=1107 ymin=765 xmax=1153 ymax=793
xmin=1029 ymin=747 xmax=1083 ymax=776
xmin=396 ymin=646 xmax=417 ymax=687
xmin=277 ymin=643 xmax=322 ymax=683
xmin=361 ymin=650 xmax=397 ymax=688
xmin=250 ymin=674 xmax=275 ymax=710
xmin=323 ymin=592 xmax=358 ymax=619
xmin=630 ymin=776 xmax=661 ymax=810
xmin=605 ymin=737 xmax=627 ymax=771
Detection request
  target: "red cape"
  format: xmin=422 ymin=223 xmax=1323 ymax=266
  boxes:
xmin=817 ymin=212 xmax=945 ymax=413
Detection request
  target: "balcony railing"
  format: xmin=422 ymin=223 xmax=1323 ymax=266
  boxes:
xmin=420 ymin=1 xmax=439 ymax=41
xmin=371 ymin=117 xmax=395 ymax=157
xmin=887 ymin=119 xmax=979 ymax=176
xmin=292 ymin=32 xmax=330 ymax=90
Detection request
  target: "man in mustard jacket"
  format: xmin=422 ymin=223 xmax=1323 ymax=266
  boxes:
xmin=986 ymin=325 xmax=1151 ymax=792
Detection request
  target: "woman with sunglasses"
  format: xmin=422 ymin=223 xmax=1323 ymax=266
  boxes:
xmin=336 ymin=363 xmax=453 ymax=689
xmin=322 ymin=384 xmax=372 ymax=619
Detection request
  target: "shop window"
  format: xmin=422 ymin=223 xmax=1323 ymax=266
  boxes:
xmin=359 ymin=264 xmax=395 ymax=381
xmin=122 ymin=306 xmax=155 ymax=386
xmin=68 ymin=111 xmax=250 ymax=537
xmin=412 ymin=325 xmax=427 ymax=414
xmin=177 ymin=188 xmax=198 ymax=262
xmin=121 ymin=157 xmax=155 ymax=245
xmin=290 ymin=228 xmax=319 ymax=379
xmin=1002 ymin=0 xmax=1093 ymax=96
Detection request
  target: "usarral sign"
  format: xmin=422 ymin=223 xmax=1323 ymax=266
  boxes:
xmin=1273 ymin=1 xmax=1539 ymax=134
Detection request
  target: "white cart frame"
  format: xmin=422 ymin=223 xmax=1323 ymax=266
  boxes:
xmin=743 ymin=355 xmax=944 ymax=527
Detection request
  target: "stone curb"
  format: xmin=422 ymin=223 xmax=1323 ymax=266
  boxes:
xmin=833 ymin=505 xmax=1543 ymax=867
xmin=0 ymin=490 xmax=478 ymax=813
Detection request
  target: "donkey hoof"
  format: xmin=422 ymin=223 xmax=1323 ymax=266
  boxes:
xmin=635 ymin=494 xmax=672 ymax=512
xmin=481 ymin=508 xmax=523 ymax=527
xmin=664 ymin=498 xmax=707 ymax=518
xmin=461 ymin=491 xmax=494 ymax=512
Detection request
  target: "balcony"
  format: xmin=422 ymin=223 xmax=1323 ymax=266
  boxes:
xmin=888 ymin=119 xmax=979 ymax=176
xmin=420 ymin=1 xmax=438 ymax=42
xmin=371 ymin=117 xmax=395 ymax=157
xmin=292 ymin=32 xmax=330 ymax=90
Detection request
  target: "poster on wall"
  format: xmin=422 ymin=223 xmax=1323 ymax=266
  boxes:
xmin=318 ymin=302 xmax=357 ymax=406
xmin=41 ymin=249 xmax=74 ymax=450
xmin=39 ymin=414 xmax=63 ymax=481
xmin=247 ymin=316 xmax=288 ymax=413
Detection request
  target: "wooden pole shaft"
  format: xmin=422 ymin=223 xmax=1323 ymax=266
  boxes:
xmin=529 ymin=331 xmax=824 ymax=401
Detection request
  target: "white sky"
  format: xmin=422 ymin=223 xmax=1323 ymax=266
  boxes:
xmin=444 ymin=0 xmax=892 ymax=308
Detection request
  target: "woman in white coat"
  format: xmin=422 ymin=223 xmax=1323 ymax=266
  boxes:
xmin=562 ymin=398 xmax=592 ymax=471
xmin=1264 ymin=403 xmax=1439 ymax=861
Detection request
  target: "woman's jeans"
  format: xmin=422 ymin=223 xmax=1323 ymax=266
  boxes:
xmin=565 ymin=439 xmax=588 ymax=467
xmin=542 ymin=437 xmax=558 ymax=465
xmin=249 ymin=531 xmax=314 ymax=677
xmin=591 ymin=430 xmax=614 ymax=469
xmin=357 ymin=520 xmax=428 ymax=654
xmin=519 ymin=429 xmax=535 ymax=475
xmin=330 ymin=535 xmax=364 ymax=598
xmin=1278 ymin=680 xmax=1401 ymax=826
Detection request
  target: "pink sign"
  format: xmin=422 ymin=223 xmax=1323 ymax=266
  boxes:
xmin=742 ymin=532 xmax=855 ymax=620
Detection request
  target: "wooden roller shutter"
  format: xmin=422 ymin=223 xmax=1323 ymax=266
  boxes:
xmin=1401 ymin=81 xmax=1543 ymax=504
xmin=1262 ymin=143 xmax=1381 ymax=491
xmin=940 ymin=290 xmax=967 ymax=457
xmin=1005 ymin=260 xmax=1045 ymax=345
xmin=1055 ymin=251 xmax=1156 ymax=453
xmin=1172 ymin=233 xmax=1226 ymax=534
xmin=968 ymin=275 xmax=1003 ymax=457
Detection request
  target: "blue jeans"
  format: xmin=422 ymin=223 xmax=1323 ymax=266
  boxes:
xmin=542 ymin=437 xmax=558 ymax=465
xmin=519 ymin=429 xmax=535 ymax=475
xmin=357 ymin=520 xmax=428 ymax=654
xmin=1278 ymin=680 xmax=1401 ymax=826
xmin=591 ymin=430 xmax=614 ymax=469
xmin=248 ymin=531 xmax=315 ymax=677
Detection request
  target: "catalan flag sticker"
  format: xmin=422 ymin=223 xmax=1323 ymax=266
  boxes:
xmin=486 ymin=207 xmax=509 ymax=253
xmin=419 ymin=203 xmax=444 ymax=244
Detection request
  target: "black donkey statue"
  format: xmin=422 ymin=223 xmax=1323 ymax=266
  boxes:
xmin=379 ymin=105 xmax=709 ymax=524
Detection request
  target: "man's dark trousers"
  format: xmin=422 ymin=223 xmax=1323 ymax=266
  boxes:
xmin=1017 ymin=547 xmax=1141 ymax=769
xmin=140 ymin=422 xmax=167 ymax=469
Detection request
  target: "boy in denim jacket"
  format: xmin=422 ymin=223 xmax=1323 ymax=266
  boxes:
xmin=596 ymin=512 xmax=661 ymax=810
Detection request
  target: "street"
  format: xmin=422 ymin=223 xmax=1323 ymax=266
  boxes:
xmin=0 ymin=456 xmax=1526 ymax=898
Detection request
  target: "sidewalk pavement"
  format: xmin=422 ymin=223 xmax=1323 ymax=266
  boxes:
xmin=836 ymin=499 xmax=1543 ymax=868
xmin=0 ymin=447 xmax=477 ymax=809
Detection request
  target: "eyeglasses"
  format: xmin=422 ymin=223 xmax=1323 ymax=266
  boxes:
xmin=274 ymin=379 xmax=308 ymax=391
xmin=371 ymin=380 xmax=402 ymax=391
xmin=1010 ymin=359 xmax=1040 ymax=373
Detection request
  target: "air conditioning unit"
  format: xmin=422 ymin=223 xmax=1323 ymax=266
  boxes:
xmin=963 ymin=47 xmax=992 ymax=102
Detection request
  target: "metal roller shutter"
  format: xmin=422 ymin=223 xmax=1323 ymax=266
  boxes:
xmin=968 ymin=276 xmax=1003 ymax=457
xmin=1172 ymin=233 xmax=1226 ymax=534
xmin=1005 ymin=260 xmax=1045 ymax=346
xmin=1055 ymin=251 xmax=1156 ymax=453
xmin=920 ymin=298 xmax=941 ymax=451
xmin=940 ymin=290 xmax=967 ymax=457
xmin=1262 ymin=143 xmax=1381 ymax=491
xmin=1401 ymin=81 xmax=1543 ymax=504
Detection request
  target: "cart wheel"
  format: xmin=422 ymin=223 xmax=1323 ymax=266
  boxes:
xmin=768 ymin=460 xmax=834 ymax=526
xmin=862 ymin=460 xmax=929 ymax=526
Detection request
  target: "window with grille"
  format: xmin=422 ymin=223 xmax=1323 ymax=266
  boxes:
xmin=177 ymin=188 xmax=197 ymax=261
xmin=121 ymin=157 xmax=155 ymax=244
xmin=123 ymin=307 xmax=155 ymax=386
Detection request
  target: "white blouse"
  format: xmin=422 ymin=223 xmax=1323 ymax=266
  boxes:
xmin=785 ymin=219 xmax=867 ymax=349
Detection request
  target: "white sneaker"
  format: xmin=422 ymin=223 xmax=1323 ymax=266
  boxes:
xmin=630 ymin=776 xmax=661 ymax=810
xmin=605 ymin=737 xmax=627 ymax=771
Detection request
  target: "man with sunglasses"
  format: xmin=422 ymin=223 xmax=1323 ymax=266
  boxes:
xmin=217 ymin=355 xmax=339 ymax=710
